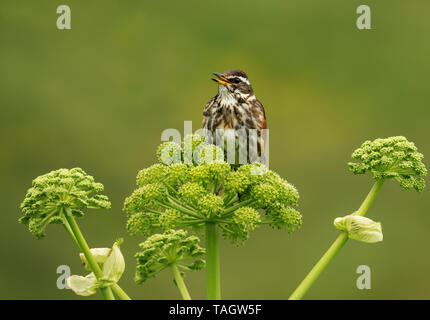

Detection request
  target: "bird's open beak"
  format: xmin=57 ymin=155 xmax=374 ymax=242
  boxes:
xmin=212 ymin=72 xmax=231 ymax=86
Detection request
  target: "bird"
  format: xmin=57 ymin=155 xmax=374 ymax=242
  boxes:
xmin=202 ymin=69 xmax=267 ymax=166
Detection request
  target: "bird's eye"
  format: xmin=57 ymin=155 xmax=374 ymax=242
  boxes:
xmin=230 ymin=77 xmax=241 ymax=84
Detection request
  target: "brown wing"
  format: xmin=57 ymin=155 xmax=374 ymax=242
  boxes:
xmin=202 ymin=95 xmax=217 ymax=129
xmin=254 ymin=99 xmax=266 ymax=130
xmin=254 ymin=99 xmax=267 ymax=161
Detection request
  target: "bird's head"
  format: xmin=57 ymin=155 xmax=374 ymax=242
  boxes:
xmin=212 ymin=69 xmax=254 ymax=98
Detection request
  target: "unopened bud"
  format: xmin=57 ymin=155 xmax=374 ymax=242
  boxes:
xmin=334 ymin=215 xmax=383 ymax=243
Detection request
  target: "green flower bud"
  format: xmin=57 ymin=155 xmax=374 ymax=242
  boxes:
xmin=223 ymin=207 xmax=262 ymax=245
xmin=20 ymin=168 xmax=110 ymax=238
xmin=126 ymin=213 xmax=159 ymax=236
xmin=80 ymin=248 xmax=111 ymax=271
xmin=223 ymin=171 xmax=251 ymax=195
xmin=348 ymin=136 xmax=427 ymax=192
xmin=136 ymin=164 xmax=167 ymax=186
xmin=334 ymin=215 xmax=383 ymax=243
xmin=123 ymin=183 xmax=166 ymax=213
xmin=67 ymin=273 xmax=98 ymax=296
xmin=196 ymin=194 xmax=224 ymax=218
xmin=134 ymin=230 xmax=205 ymax=284
xmin=165 ymin=164 xmax=191 ymax=187
xmin=68 ymin=239 xmax=125 ymax=296
xmin=178 ymin=182 xmax=207 ymax=205
xmin=159 ymin=209 xmax=182 ymax=229
xmin=251 ymin=183 xmax=279 ymax=208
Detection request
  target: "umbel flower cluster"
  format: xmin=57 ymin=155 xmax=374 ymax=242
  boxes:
xmin=329 ymin=136 xmax=427 ymax=246
xmin=348 ymin=136 xmax=427 ymax=191
xmin=16 ymin=134 xmax=427 ymax=300
xmin=135 ymin=229 xmax=205 ymax=284
xmin=20 ymin=168 xmax=111 ymax=238
xmin=124 ymin=135 xmax=302 ymax=245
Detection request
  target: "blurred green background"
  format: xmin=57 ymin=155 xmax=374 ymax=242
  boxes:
xmin=1 ymin=0 xmax=429 ymax=299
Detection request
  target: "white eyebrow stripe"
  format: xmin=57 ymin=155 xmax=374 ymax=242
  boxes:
xmin=237 ymin=76 xmax=250 ymax=85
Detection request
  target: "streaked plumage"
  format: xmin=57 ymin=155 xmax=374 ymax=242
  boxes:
xmin=202 ymin=69 xmax=267 ymax=165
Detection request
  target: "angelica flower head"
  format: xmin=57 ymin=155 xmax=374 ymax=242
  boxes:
xmin=348 ymin=136 xmax=427 ymax=191
xmin=124 ymin=135 xmax=301 ymax=245
xmin=134 ymin=229 xmax=205 ymax=284
xmin=20 ymin=168 xmax=111 ymax=238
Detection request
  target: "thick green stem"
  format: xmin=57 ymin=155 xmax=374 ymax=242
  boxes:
xmin=289 ymin=232 xmax=349 ymax=300
xmin=171 ymin=264 xmax=191 ymax=300
xmin=205 ymin=222 xmax=221 ymax=300
xmin=355 ymin=179 xmax=384 ymax=217
xmin=289 ymin=179 xmax=384 ymax=300
xmin=111 ymin=284 xmax=132 ymax=300
xmin=63 ymin=220 xmax=81 ymax=249
xmin=63 ymin=208 xmax=115 ymax=300
xmin=62 ymin=211 xmax=131 ymax=300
